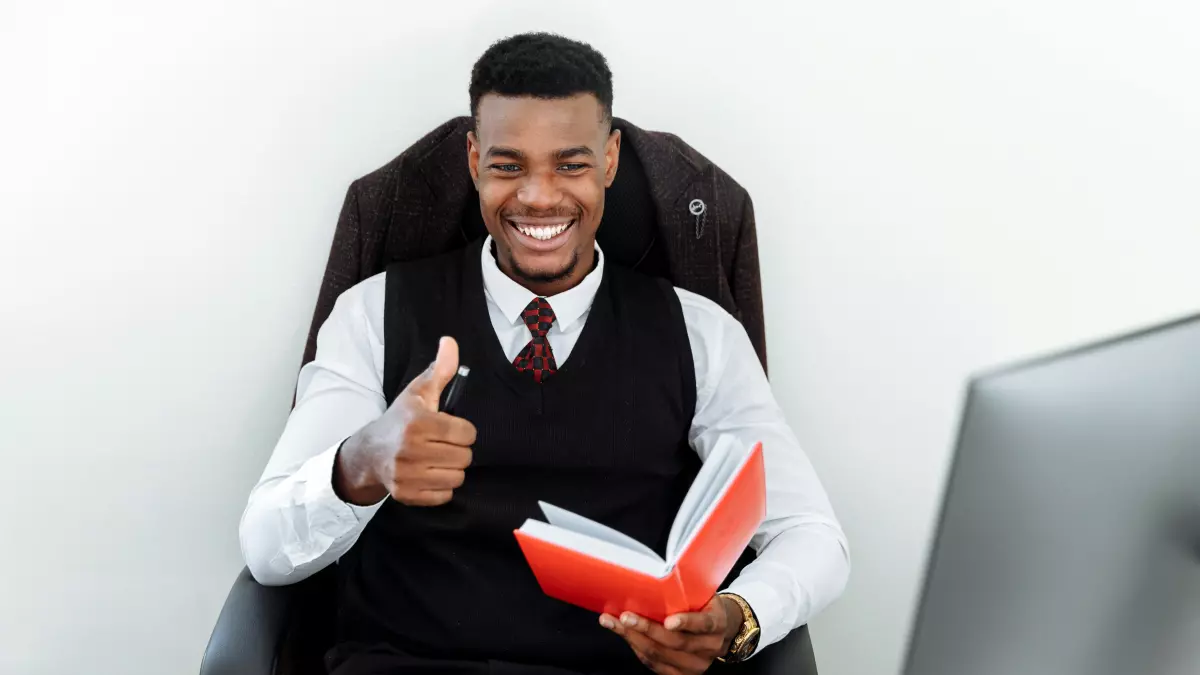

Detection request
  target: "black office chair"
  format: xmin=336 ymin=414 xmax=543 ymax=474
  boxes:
xmin=200 ymin=120 xmax=819 ymax=675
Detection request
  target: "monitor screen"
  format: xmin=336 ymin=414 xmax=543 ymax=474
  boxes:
xmin=904 ymin=315 xmax=1200 ymax=675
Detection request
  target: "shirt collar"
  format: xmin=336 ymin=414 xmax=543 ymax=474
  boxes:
xmin=480 ymin=235 xmax=604 ymax=331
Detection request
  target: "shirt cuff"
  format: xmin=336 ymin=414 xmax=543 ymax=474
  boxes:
xmin=301 ymin=440 xmax=387 ymax=516
xmin=275 ymin=441 xmax=385 ymax=569
xmin=721 ymin=579 xmax=787 ymax=658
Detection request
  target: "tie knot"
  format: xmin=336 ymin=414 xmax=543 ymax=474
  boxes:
xmin=520 ymin=297 xmax=556 ymax=338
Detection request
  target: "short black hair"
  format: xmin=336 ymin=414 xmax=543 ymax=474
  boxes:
xmin=469 ymin=32 xmax=613 ymax=126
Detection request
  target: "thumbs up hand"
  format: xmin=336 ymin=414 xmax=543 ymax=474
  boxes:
xmin=334 ymin=337 xmax=476 ymax=507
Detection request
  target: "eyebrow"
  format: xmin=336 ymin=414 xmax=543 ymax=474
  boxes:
xmin=484 ymin=146 xmax=596 ymax=161
xmin=555 ymin=146 xmax=595 ymax=160
xmin=485 ymin=146 xmax=526 ymax=161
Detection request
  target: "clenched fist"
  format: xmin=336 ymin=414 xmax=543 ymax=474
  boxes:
xmin=334 ymin=336 xmax=477 ymax=507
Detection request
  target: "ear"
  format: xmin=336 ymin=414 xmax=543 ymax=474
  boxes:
xmin=603 ymin=128 xmax=621 ymax=188
xmin=467 ymin=130 xmax=481 ymax=186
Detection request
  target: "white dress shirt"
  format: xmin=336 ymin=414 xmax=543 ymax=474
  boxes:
xmin=239 ymin=237 xmax=850 ymax=656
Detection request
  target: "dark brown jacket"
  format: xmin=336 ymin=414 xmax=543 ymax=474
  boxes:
xmin=303 ymin=116 xmax=767 ymax=371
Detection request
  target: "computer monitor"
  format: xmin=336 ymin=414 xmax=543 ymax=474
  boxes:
xmin=903 ymin=314 xmax=1200 ymax=675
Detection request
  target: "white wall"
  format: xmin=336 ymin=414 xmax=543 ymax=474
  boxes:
xmin=2 ymin=2 xmax=1198 ymax=674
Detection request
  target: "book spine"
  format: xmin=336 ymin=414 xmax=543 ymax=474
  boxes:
xmin=664 ymin=566 xmax=692 ymax=616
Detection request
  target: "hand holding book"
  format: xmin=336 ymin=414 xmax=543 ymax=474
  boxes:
xmin=599 ymin=594 xmax=744 ymax=674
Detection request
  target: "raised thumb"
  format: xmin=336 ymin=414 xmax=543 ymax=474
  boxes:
xmin=407 ymin=336 xmax=460 ymax=410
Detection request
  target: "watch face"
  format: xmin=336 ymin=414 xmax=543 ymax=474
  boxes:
xmin=735 ymin=628 xmax=761 ymax=659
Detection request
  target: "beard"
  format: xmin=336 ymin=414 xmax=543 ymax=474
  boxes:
xmin=508 ymin=247 xmax=581 ymax=286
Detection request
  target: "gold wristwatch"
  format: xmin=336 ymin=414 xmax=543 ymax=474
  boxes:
xmin=715 ymin=592 xmax=761 ymax=663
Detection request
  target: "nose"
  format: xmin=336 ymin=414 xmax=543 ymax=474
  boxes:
xmin=516 ymin=172 xmax=563 ymax=211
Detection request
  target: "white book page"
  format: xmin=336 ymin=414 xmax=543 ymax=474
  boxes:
xmin=538 ymin=502 xmax=662 ymax=562
xmin=664 ymin=435 xmax=738 ymax=559
xmin=517 ymin=519 xmax=670 ymax=578
xmin=668 ymin=438 xmax=752 ymax=564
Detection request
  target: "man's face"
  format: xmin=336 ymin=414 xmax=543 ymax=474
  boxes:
xmin=468 ymin=93 xmax=620 ymax=294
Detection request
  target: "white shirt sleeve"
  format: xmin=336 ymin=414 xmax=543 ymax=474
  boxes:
xmin=238 ymin=273 xmax=390 ymax=586
xmin=678 ymin=289 xmax=851 ymax=656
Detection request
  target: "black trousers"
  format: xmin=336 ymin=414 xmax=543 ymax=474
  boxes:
xmin=326 ymin=643 xmax=628 ymax=675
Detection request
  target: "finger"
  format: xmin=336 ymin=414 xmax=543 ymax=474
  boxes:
xmin=600 ymin=615 xmax=684 ymax=674
xmin=413 ymin=467 xmax=465 ymax=490
xmin=403 ymin=442 xmax=473 ymax=469
xmin=620 ymin=613 xmax=688 ymax=650
xmin=616 ymin=622 xmax=705 ymax=674
xmin=620 ymin=613 xmax=723 ymax=657
xmin=633 ymin=649 xmax=682 ymax=675
xmin=429 ymin=413 xmax=477 ymax=446
xmin=395 ymin=489 xmax=454 ymax=507
xmin=600 ymin=612 xmax=627 ymax=647
xmin=402 ymin=336 xmax=459 ymax=410
xmin=664 ymin=608 xmax=721 ymax=634
xmin=404 ymin=411 xmax=476 ymax=448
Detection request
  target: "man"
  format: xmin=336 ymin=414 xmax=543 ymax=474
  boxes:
xmin=241 ymin=32 xmax=849 ymax=675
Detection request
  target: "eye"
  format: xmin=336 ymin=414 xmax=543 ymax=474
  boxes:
xmin=489 ymin=164 xmax=522 ymax=173
xmin=559 ymin=163 xmax=589 ymax=173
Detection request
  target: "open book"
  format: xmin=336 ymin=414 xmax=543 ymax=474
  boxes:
xmin=513 ymin=437 xmax=766 ymax=623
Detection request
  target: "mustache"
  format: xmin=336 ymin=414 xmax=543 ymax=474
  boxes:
xmin=500 ymin=207 xmax=581 ymax=219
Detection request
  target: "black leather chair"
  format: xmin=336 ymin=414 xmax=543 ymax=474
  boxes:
xmin=200 ymin=122 xmax=819 ymax=675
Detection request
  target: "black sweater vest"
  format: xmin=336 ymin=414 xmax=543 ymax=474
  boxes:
xmin=333 ymin=239 xmax=702 ymax=671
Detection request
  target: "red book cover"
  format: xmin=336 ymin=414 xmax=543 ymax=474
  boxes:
xmin=513 ymin=439 xmax=766 ymax=623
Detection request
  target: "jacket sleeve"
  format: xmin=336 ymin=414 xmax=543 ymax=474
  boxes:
xmin=302 ymin=181 xmax=364 ymax=368
xmin=731 ymin=191 xmax=768 ymax=374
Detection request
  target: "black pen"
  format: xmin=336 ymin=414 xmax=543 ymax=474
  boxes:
xmin=440 ymin=365 xmax=470 ymax=414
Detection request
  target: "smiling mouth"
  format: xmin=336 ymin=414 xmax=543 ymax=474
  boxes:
xmin=507 ymin=219 xmax=575 ymax=242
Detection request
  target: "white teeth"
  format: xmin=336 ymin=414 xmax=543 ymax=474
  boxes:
xmin=517 ymin=223 xmax=569 ymax=240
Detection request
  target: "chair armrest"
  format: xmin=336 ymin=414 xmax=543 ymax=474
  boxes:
xmin=717 ymin=624 xmax=818 ymax=675
xmin=200 ymin=567 xmax=296 ymax=675
xmin=753 ymin=624 xmax=818 ymax=675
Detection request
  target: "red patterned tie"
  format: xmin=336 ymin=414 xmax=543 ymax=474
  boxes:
xmin=513 ymin=297 xmax=558 ymax=383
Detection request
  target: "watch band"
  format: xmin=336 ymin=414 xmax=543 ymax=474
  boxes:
xmin=716 ymin=593 xmax=760 ymax=663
